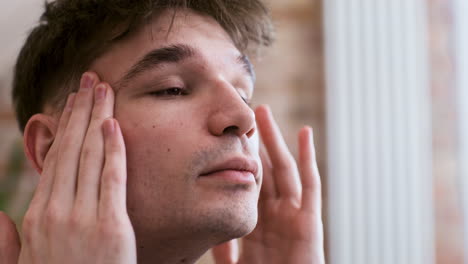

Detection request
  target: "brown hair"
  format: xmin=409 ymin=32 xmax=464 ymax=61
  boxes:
xmin=12 ymin=0 xmax=274 ymax=132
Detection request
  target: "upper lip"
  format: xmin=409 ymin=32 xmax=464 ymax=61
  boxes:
xmin=199 ymin=157 xmax=259 ymax=178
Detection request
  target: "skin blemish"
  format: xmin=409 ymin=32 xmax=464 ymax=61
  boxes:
xmin=152 ymin=125 xmax=156 ymax=128
xmin=167 ymin=148 xmax=171 ymax=152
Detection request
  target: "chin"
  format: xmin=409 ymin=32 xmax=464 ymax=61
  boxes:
xmin=195 ymin=193 xmax=259 ymax=243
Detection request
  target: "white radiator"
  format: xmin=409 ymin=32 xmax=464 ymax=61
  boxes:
xmin=454 ymin=0 xmax=468 ymax=262
xmin=323 ymin=1 xmax=435 ymax=264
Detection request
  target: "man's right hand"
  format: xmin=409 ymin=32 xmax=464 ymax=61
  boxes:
xmin=0 ymin=72 xmax=136 ymax=264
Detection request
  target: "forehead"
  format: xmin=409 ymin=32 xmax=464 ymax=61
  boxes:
xmin=90 ymin=9 xmax=242 ymax=86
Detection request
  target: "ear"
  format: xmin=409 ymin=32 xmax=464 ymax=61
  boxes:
xmin=23 ymin=114 xmax=58 ymax=174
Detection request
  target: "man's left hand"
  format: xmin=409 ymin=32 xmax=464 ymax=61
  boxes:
xmin=212 ymin=105 xmax=325 ymax=264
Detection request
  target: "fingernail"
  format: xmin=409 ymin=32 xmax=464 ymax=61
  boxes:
xmin=81 ymin=73 xmax=94 ymax=90
xmin=95 ymin=84 xmax=107 ymax=102
xmin=103 ymin=119 xmax=115 ymax=136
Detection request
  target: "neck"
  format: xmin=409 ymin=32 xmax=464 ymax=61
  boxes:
xmin=136 ymin=233 xmax=222 ymax=264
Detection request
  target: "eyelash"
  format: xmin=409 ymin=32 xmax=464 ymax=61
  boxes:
xmin=241 ymin=96 xmax=252 ymax=107
xmin=149 ymin=87 xmax=188 ymax=97
xmin=149 ymin=87 xmax=252 ymax=107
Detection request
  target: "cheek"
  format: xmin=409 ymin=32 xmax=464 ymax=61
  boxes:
xmin=120 ymin=122 xmax=193 ymax=210
xmin=116 ymin=107 xmax=201 ymax=186
xmin=116 ymin=105 xmax=195 ymax=152
xmin=118 ymin=113 xmax=206 ymax=221
xmin=120 ymin=122 xmax=190 ymax=172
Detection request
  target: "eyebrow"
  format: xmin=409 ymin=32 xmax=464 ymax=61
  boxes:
xmin=114 ymin=43 xmax=255 ymax=89
xmin=238 ymin=54 xmax=256 ymax=83
xmin=115 ymin=44 xmax=195 ymax=88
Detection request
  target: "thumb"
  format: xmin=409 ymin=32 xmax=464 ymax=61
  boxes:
xmin=212 ymin=239 xmax=239 ymax=264
xmin=0 ymin=212 xmax=21 ymax=264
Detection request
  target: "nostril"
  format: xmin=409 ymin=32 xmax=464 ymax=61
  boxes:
xmin=222 ymin=125 xmax=238 ymax=135
xmin=246 ymin=127 xmax=255 ymax=138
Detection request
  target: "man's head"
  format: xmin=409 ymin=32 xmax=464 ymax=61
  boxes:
xmin=12 ymin=0 xmax=274 ymax=260
xmin=13 ymin=0 xmax=274 ymax=132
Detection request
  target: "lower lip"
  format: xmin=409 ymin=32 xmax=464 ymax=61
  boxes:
xmin=199 ymin=170 xmax=256 ymax=184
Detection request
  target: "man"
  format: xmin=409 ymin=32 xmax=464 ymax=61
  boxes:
xmin=0 ymin=0 xmax=325 ymax=263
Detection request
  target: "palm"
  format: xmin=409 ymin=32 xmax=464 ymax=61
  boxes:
xmin=244 ymin=194 xmax=315 ymax=251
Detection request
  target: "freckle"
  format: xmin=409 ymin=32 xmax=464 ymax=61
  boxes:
xmin=152 ymin=125 xmax=156 ymax=128
xmin=167 ymin=148 xmax=171 ymax=152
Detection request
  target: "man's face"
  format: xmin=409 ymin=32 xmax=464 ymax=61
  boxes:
xmin=90 ymin=9 xmax=262 ymax=243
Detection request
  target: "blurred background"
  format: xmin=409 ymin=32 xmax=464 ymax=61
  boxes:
xmin=0 ymin=0 xmax=466 ymax=263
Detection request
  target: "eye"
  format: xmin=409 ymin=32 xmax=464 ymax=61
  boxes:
xmin=241 ymin=96 xmax=253 ymax=108
xmin=150 ymin=87 xmax=188 ymax=97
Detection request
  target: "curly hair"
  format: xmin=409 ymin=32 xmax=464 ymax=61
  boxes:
xmin=12 ymin=0 xmax=274 ymax=132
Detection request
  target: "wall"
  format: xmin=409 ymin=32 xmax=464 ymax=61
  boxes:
xmin=429 ymin=0 xmax=465 ymax=263
xmin=0 ymin=0 xmax=463 ymax=263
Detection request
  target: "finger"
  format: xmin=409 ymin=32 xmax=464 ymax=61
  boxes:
xmin=0 ymin=212 xmax=20 ymax=264
xmin=17 ymin=247 xmax=33 ymax=264
xmin=255 ymin=105 xmax=301 ymax=200
xmin=212 ymin=240 xmax=239 ymax=264
xmin=27 ymin=93 xmax=76 ymax=213
xmin=22 ymin=94 xmax=76 ymax=262
xmin=50 ymin=73 xmax=96 ymax=209
xmin=99 ymin=119 xmax=127 ymax=217
xmin=75 ymin=82 xmax=114 ymax=215
xmin=298 ymin=127 xmax=322 ymax=213
xmin=258 ymin=145 xmax=276 ymax=200
xmin=257 ymin=146 xmax=276 ymax=224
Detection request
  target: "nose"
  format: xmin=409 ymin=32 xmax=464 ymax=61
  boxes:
xmin=207 ymin=81 xmax=256 ymax=138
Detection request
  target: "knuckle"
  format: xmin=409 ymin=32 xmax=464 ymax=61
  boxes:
xmin=279 ymin=158 xmax=296 ymax=172
xmin=80 ymin=145 xmax=94 ymax=161
xmin=22 ymin=211 xmax=40 ymax=244
xmin=107 ymin=141 xmax=123 ymax=154
xmin=97 ymin=222 xmax=128 ymax=241
xmin=21 ymin=225 xmax=33 ymax=244
xmin=22 ymin=227 xmax=34 ymax=245
xmin=104 ymin=171 xmax=124 ymax=185
xmin=68 ymin=212 xmax=85 ymax=231
xmin=68 ymin=208 xmax=94 ymax=231
xmin=45 ymin=203 xmax=65 ymax=226
xmin=278 ymin=164 xmax=290 ymax=173
xmin=22 ymin=211 xmax=38 ymax=231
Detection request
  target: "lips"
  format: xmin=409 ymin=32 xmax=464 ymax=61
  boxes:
xmin=199 ymin=157 xmax=259 ymax=180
